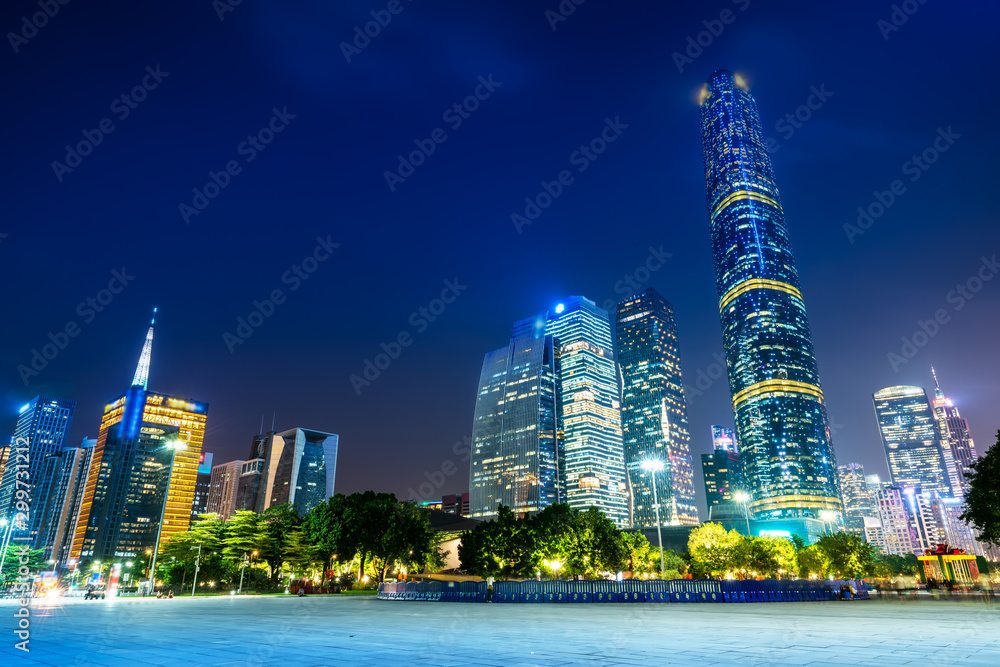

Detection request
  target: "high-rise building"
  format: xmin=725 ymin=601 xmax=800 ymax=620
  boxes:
xmin=207 ymin=460 xmax=243 ymax=520
xmin=698 ymin=70 xmax=843 ymax=529
xmin=0 ymin=396 xmax=76 ymax=533
xmin=256 ymin=427 xmax=338 ymax=516
xmin=442 ymin=492 xmax=470 ymax=517
xmin=616 ymin=288 xmax=698 ymax=527
xmin=236 ymin=459 xmax=264 ymax=513
xmin=873 ymin=386 xmax=953 ymax=498
xmin=930 ymin=368 xmax=978 ymax=493
xmin=32 ymin=441 xmax=95 ymax=565
xmin=712 ymin=425 xmax=738 ymax=453
xmin=545 ymin=297 xmax=628 ymax=526
xmin=191 ymin=452 xmax=213 ymax=518
xmin=837 ymin=463 xmax=875 ymax=536
xmin=701 ymin=442 xmax=745 ymax=509
xmin=70 ymin=313 xmax=209 ymax=564
xmin=469 ymin=321 xmax=561 ymax=519
xmin=869 ymin=484 xmax=918 ymax=555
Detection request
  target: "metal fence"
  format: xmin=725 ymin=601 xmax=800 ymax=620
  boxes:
xmin=377 ymin=578 xmax=870 ymax=603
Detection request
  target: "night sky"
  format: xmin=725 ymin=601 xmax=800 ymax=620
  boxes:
xmin=2 ymin=0 xmax=998 ymax=520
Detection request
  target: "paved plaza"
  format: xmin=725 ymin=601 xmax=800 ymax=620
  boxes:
xmin=2 ymin=594 xmax=999 ymax=666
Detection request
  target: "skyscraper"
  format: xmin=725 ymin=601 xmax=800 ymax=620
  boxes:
xmin=70 ymin=313 xmax=209 ymax=564
xmin=869 ymin=484 xmax=918 ymax=556
xmin=256 ymin=427 xmax=338 ymax=516
xmin=207 ymin=459 xmax=243 ymax=520
xmin=837 ymin=463 xmax=875 ymax=536
xmin=712 ymin=425 xmax=738 ymax=453
xmin=469 ymin=322 xmax=561 ymax=519
xmin=701 ymin=447 xmax=745 ymax=509
xmin=32 ymin=441 xmax=94 ymax=565
xmin=616 ymin=288 xmax=697 ymax=527
xmin=698 ymin=70 xmax=843 ymax=527
xmin=191 ymin=452 xmax=213 ymax=518
xmin=545 ymin=297 xmax=628 ymax=526
xmin=873 ymin=386 xmax=953 ymax=497
xmin=930 ymin=368 xmax=978 ymax=493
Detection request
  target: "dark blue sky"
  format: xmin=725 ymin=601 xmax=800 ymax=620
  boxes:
xmin=2 ymin=0 xmax=998 ymax=519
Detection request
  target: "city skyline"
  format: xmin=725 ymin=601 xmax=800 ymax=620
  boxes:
xmin=2 ymin=3 xmax=999 ymax=524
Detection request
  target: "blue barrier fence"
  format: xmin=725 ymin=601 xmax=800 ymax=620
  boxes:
xmin=377 ymin=578 xmax=869 ymax=602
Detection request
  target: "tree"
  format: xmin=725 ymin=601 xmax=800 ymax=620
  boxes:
xmin=283 ymin=528 xmax=320 ymax=578
xmin=622 ymin=532 xmax=658 ymax=576
xmin=797 ymin=544 xmax=832 ymax=579
xmin=687 ymin=523 xmax=742 ymax=578
xmin=813 ymin=531 xmax=877 ymax=579
xmin=222 ymin=510 xmax=265 ymax=563
xmin=0 ymin=546 xmax=45 ymax=585
xmin=458 ymin=505 xmax=535 ymax=578
xmin=564 ymin=508 xmax=629 ymax=578
xmin=258 ymin=504 xmax=302 ymax=582
xmin=302 ymin=494 xmax=352 ymax=585
xmin=961 ymin=430 xmax=1000 ymax=546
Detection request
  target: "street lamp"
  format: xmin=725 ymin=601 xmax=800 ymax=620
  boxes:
xmin=734 ymin=491 xmax=752 ymax=536
xmin=641 ymin=459 xmax=666 ymax=578
xmin=190 ymin=544 xmax=202 ymax=597
xmin=148 ymin=439 xmax=186 ymax=595
xmin=238 ymin=552 xmax=249 ymax=595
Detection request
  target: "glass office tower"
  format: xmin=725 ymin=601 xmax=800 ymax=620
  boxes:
xmin=616 ymin=288 xmax=697 ymax=527
xmin=70 ymin=315 xmax=209 ymax=563
xmin=873 ymin=385 xmax=953 ymax=497
xmin=545 ymin=297 xmax=628 ymax=526
xmin=469 ymin=323 xmax=561 ymax=519
xmin=930 ymin=368 xmax=977 ymax=494
xmin=256 ymin=428 xmax=338 ymax=516
xmin=0 ymin=396 xmax=76 ymax=533
xmin=698 ymin=70 xmax=843 ymax=523
xmin=837 ymin=462 xmax=875 ymax=536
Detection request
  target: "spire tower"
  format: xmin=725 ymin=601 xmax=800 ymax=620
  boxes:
xmin=131 ymin=308 xmax=156 ymax=389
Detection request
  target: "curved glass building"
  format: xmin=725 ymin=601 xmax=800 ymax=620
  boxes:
xmin=698 ymin=70 xmax=842 ymax=523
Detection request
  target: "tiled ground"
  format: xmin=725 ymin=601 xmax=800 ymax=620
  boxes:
xmin=1 ymin=594 xmax=998 ymax=665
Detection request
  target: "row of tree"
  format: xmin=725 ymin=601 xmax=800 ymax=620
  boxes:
xmin=105 ymin=491 xmax=443 ymax=590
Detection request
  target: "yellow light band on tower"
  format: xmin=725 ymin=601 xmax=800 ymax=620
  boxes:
xmin=749 ymin=494 xmax=844 ymax=513
xmin=710 ymin=190 xmax=782 ymax=222
xmin=732 ymin=378 xmax=824 ymax=408
xmin=719 ymin=278 xmax=803 ymax=311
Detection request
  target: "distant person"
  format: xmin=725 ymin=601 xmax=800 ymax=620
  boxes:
xmin=486 ymin=576 xmax=495 ymax=602
xmin=168 ymin=590 xmax=174 ymax=599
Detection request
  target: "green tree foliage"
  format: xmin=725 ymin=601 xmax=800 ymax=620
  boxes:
xmin=961 ymin=430 xmax=1000 ymax=546
xmin=797 ymin=544 xmax=832 ymax=578
xmin=687 ymin=523 xmax=743 ymax=578
xmin=458 ymin=505 xmax=536 ymax=578
xmin=0 ymin=546 xmax=46 ymax=585
xmin=564 ymin=508 xmax=629 ymax=578
xmin=813 ymin=531 xmax=877 ymax=579
xmin=258 ymin=504 xmax=302 ymax=582
xmin=732 ymin=536 xmax=797 ymax=579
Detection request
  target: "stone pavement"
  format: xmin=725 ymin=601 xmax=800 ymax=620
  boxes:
xmin=1 ymin=594 xmax=998 ymax=665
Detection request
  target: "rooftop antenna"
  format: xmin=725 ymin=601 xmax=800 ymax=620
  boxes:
xmin=271 ymin=411 xmax=276 ymax=433
xmin=259 ymin=415 xmax=264 ymax=436
xmin=131 ymin=307 xmax=156 ymax=389
xmin=931 ymin=366 xmax=941 ymax=390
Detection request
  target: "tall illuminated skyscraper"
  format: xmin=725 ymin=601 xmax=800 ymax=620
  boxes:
xmin=70 ymin=312 xmax=208 ymax=564
xmin=837 ymin=463 xmax=875 ymax=536
xmin=469 ymin=319 xmax=561 ymax=519
xmin=698 ymin=70 xmax=843 ymax=527
xmin=0 ymin=396 xmax=76 ymax=535
xmin=930 ymin=367 xmax=977 ymax=494
xmin=616 ymin=288 xmax=697 ymax=527
xmin=873 ymin=385 xmax=953 ymax=498
xmin=545 ymin=297 xmax=627 ymax=526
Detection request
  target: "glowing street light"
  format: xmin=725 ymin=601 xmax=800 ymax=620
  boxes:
xmin=148 ymin=439 xmax=187 ymax=595
xmin=819 ymin=510 xmax=837 ymax=535
xmin=734 ymin=491 xmax=752 ymax=535
xmin=641 ymin=459 xmax=666 ymax=577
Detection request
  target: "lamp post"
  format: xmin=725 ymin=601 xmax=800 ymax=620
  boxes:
xmin=238 ymin=552 xmax=249 ymax=595
xmin=641 ymin=459 xmax=666 ymax=577
xmin=148 ymin=440 xmax=187 ymax=595
xmin=190 ymin=544 xmax=202 ymax=597
xmin=734 ymin=491 xmax=752 ymax=536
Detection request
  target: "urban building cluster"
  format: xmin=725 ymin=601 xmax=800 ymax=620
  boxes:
xmin=465 ymin=71 xmax=994 ymax=555
xmin=0 ymin=314 xmax=339 ymax=582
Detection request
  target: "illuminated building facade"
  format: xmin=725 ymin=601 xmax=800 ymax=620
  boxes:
xmin=930 ymin=368 xmax=977 ymax=494
xmin=191 ymin=452 xmax=213 ymax=518
xmin=616 ymin=288 xmax=698 ymax=527
xmin=873 ymin=386 xmax=953 ymax=498
xmin=545 ymin=297 xmax=628 ymax=526
xmin=256 ymin=427 xmax=338 ymax=516
xmin=869 ymin=484 xmax=918 ymax=556
xmin=698 ymin=70 xmax=842 ymax=526
xmin=469 ymin=322 xmax=561 ymax=519
xmin=0 ymin=396 xmax=76 ymax=532
xmin=236 ymin=458 xmax=264 ymax=513
xmin=207 ymin=459 xmax=243 ymax=520
xmin=70 ymin=314 xmax=208 ymax=563
xmin=32 ymin=441 xmax=94 ymax=565
xmin=712 ymin=425 xmax=738 ymax=453
xmin=837 ymin=463 xmax=875 ymax=536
